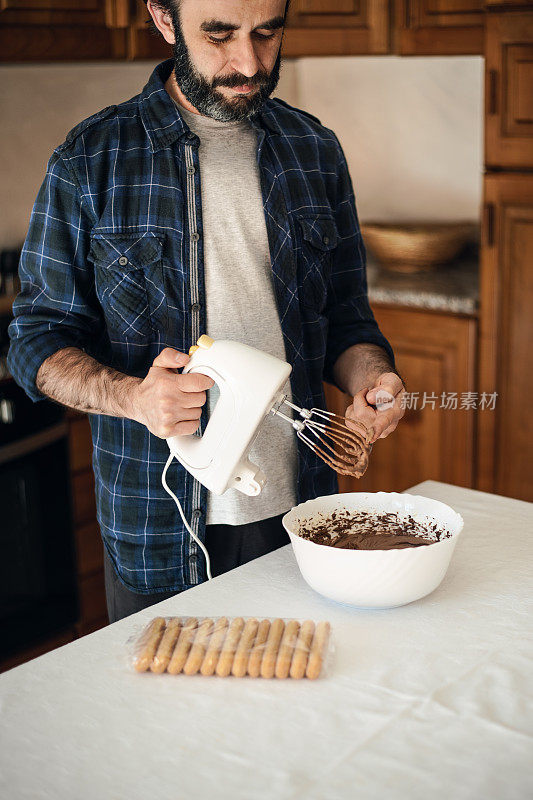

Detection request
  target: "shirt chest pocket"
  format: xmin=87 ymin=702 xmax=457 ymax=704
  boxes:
xmin=294 ymin=214 xmax=339 ymax=313
xmin=88 ymin=233 xmax=167 ymax=342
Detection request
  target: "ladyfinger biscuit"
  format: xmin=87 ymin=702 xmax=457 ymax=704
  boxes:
xmin=215 ymin=617 xmax=245 ymax=677
xmin=231 ymin=618 xmax=259 ymax=677
xmin=260 ymin=618 xmax=285 ymax=679
xmin=289 ymin=620 xmax=315 ymax=680
xmin=275 ymin=620 xmax=300 ymax=679
xmin=306 ymin=621 xmax=331 ymax=680
xmin=150 ymin=617 xmax=182 ymax=673
xmin=183 ymin=618 xmax=214 ymax=676
xmin=167 ymin=617 xmax=198 ymax=675
xmin=133 ymin=617 xmax=166 ymax=672
xmin=200 ymin=617 xmax=229 ymax=676
xmin=247 ymin=619 xmax=271 ymax=678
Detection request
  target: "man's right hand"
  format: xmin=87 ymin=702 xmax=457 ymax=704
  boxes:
xmin=131 ymin=347 xmax=215 ymax=439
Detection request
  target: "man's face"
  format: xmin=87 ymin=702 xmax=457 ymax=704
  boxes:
xmin=169 ymin=0 xmax=286 ymax=121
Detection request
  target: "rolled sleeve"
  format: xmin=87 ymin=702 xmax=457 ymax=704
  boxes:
xmin=323 ymin=134 xmax=395 ymax=387
xmin=7 ymin=150 xmax=102 ymax=402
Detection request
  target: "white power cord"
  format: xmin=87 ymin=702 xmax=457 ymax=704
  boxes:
xmin=161 ymin=452 xmax=212 ymax=580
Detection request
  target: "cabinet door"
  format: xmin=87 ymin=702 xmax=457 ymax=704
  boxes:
xmin=395 ymin=0 xmax=485 ymax=55
xmin=0 ymin=0 xmax=129 ymax=61
xmin=282 ymin=0 xmax=390 ymax=56
xmin=478 ymin=173 xmax=533 ymax=502
xmin=324 ymin=307 xmax=477 ymax=493
xmin=485 ymin=12 xmax=533 ymax=169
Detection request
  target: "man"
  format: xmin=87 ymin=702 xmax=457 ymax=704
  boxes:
xmin=8 ymin=0 xmax=405 ymax=623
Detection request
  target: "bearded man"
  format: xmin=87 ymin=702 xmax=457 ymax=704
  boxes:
xmin=8 ymin=0 xmax=405 ymax=622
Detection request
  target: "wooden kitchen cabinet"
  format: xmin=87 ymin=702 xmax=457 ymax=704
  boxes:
xmin=394 ymin=0 xmax=485 ymax=55
xmin=130 ymin=0 xmax=487 ymax=59
xmin=0 ymin=0 xmax=129 ymax=62
xmin=0 ymin=0 xmax=490 ymax=60
xmin=478 ymin=173 xmax=533 ymax=503
xmin=282 ymin=0 xmax=390 ymax=56
xmin=396 ymin=0 xmax=485 ymax=56
xmin=485 ymin=11 xmax=533 ymax=169
xmin=324 ymin=306 xmax=477 ymax=493
xmin=67 ymin=410 xmax=107 ymax=635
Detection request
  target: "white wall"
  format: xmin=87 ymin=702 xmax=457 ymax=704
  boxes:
xmin=0 ymin=55 xmax=483 ymax=248
xmin=293 ymin=56 xmax=484 ymax=224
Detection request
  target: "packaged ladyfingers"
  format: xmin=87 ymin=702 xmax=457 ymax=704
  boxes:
xmin=129 ymin=616 xmax=332 ymax=680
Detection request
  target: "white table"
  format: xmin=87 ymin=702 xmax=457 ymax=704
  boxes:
xmin=1 ymin=481 xmax=532 ymax=800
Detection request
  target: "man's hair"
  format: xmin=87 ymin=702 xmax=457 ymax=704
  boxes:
xmin=142 ymin=1 xmax=291 ymax=39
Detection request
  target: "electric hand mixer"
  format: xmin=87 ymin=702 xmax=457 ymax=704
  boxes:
xmin=161 ymin=335 xmax=372 ymax=579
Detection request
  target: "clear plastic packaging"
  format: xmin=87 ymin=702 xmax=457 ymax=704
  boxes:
xmin=129 ymin=616 xmax=332 ymax=680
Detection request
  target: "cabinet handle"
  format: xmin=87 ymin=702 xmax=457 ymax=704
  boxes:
xmin=484 ymin=203 xmax=495 ymax=248
xmin=488 ymin=70 xmax=498 ymax=115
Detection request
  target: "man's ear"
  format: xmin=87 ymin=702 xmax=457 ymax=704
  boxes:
xmin=146 ymin=0 xmax=176 ymax=45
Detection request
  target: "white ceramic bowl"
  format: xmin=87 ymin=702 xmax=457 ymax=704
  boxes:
xmin=282 ymin=492 xmax=464 ymax=608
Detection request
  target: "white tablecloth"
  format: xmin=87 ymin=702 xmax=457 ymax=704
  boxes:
xmin=0 ymin=480 xmax=532 ymax=800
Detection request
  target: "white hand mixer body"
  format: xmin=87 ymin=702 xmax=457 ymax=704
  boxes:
xmin=166 ymin=335 xmax=292 ymax=497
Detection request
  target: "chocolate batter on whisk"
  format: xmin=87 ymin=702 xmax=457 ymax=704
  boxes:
xmin=270 ymin=398 xmax=373 ymax=478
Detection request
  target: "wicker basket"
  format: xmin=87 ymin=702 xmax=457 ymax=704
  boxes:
xmin=360 ymin=222 xmax=476 ymax=274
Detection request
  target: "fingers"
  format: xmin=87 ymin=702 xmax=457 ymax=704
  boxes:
xmin=166 ymin=416 xmax=204 ymax=437
xmin=178 ymin=389 xmax=207 ymax=409
xmin=156 ymin=404 xmax=203 ymax=438
xmin=179 ymin=372 xmax=215 ymax=392
xmin=346 ymin=384 xmax=406 ymax=445
xmin=152 ymin=349 xmax=215 ymax=392
xmin=378 ymin=421 xmax=399 ymax=439
xmin=345 ymin=389 xmax=376 ymax=440
xmin=138 ymin=347 xmax=217 ymax=438
xmin=366 ymin=372 xmax=404 ymax=406
xmin=368 ymin=386 xmax=406 ymax=442
xmin=360 ymin=373 xmax=406 ymax=443
xmin=152 ymin=347 xmax=190 ymax=370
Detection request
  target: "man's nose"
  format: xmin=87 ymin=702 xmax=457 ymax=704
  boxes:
xmin=229 ymin=37 xmax=261 ymax=79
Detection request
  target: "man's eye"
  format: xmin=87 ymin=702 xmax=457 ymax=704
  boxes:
xmin=207 ymin=31 xmax=278 ymax=45
xmin=208 ymin=35 xmax=232 ymax=45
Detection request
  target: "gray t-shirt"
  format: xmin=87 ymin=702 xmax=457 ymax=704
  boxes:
xmin=176 ymin=102 xmax=298 ymax=526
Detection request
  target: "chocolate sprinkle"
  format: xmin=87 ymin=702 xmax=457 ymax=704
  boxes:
xmin=296 ymin=509 xmax=452 ymax=551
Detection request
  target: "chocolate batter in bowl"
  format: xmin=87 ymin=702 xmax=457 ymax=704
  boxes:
xmin=282 ymin=492 xmax=464 ymax=608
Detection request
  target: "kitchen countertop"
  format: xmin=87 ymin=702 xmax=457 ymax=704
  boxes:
xmin=0 ymin=480 xmax=531 ymax=800
xmin=366 ymin=250 xmax=479 ymax=315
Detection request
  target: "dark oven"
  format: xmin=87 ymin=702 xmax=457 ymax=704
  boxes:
xmin=1 ymin=315 xmax=78 ymax=659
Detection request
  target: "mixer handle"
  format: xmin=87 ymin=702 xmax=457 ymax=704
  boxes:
xmin=167 ymin=362 xmax=236 ymax=471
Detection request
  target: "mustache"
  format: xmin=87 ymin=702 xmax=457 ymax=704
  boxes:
xmin=212 ymin=72 xmax=270 ymax=89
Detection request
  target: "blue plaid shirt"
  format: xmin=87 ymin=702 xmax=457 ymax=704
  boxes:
xmin=8 ymin=59 xmax=395 ymax=593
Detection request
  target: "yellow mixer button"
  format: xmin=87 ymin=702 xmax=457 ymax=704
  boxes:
xmin=197 ymin=334 xmax=214 ymax=349
xmin=188 ymin=345 xmax=199 ymax=355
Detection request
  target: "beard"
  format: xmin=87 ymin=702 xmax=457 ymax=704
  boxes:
xmin=170 ymin=7 xmax=282 ymax=122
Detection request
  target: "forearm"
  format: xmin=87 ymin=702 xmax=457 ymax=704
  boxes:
xmin=332 ymin=343 xmax=398 ymax=396
xmin=36 ymin=347 xmax=142 ymax=418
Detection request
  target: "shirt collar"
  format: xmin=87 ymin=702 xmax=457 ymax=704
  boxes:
xmin=139 ymin=59 xmax=281 ymax=153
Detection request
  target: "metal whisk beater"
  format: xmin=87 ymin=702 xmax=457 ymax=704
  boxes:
xmin=271 ymin=397 xmax=373 ymax=478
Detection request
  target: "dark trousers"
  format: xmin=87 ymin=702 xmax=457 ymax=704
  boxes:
xmin=103 ymin=512 xmax=289 ymax=624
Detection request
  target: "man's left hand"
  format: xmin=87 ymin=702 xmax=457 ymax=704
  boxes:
xmin=345 ymin=372 xmax=406 ymax=444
